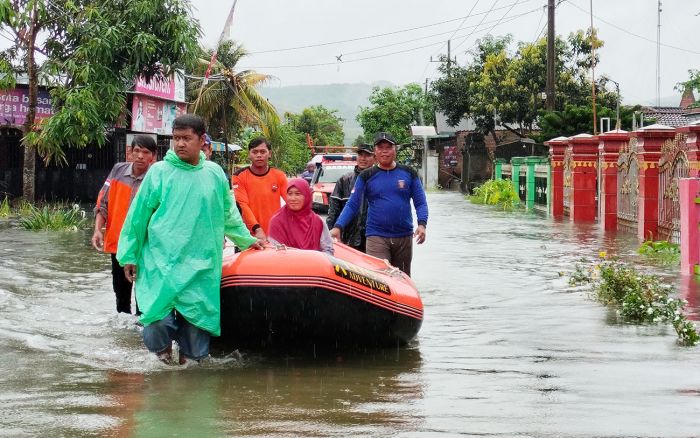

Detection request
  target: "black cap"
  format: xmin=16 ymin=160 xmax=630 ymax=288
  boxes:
xmin=373 ymin=132 xmax=396 ymax=146
xmin=356 ymin=143 xmax=373 ymax=154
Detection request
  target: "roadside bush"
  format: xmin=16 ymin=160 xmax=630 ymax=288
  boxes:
xmin=570 ymin=258 xmax=699 ymax=346
xmin=469 ymin=179 xmax=520 ymax=211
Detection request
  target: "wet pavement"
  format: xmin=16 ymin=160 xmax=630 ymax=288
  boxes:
xmin=1 ymin=191 xmax=699 ymax=437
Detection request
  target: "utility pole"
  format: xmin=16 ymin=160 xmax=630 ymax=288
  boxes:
xmin=425 ymin=78 xmax=429 ymax=95
xmin=656 ymin=0 xmax=662 ymax=107
xmin=590 ymin=0 xmax=597 ymax=135
xmin=430 ymin=40 xmax=456 ymax=76
xmin=545 ymin=0 xmax=556 ymax=110
xmin=447 ymin=39 xmax=452 ymax=74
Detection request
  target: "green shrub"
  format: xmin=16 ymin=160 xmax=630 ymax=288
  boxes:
xmin=570 ymin=259 xmax=699 ymax=346
xmin=638 ymin=240 xmax=680 ymax=265
xmin=469 ymin=179 xmax=520 ymax=211
xmin=19 ymin=204 xmax=88 ymax=231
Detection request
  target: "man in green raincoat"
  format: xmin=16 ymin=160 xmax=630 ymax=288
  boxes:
xmin=117 ymin=114 xmax=263 ymax=364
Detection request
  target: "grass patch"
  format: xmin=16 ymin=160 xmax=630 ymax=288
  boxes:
xmin=638 ymin=240 xmax=680 ymax=265
xmin=14 ymin=198 xmax=34 ymax=216
xmin=0 ymin=196 xmax=9 ymax=218
xmin=469 ymin=179 xmax=520 ymax=211
xmin=19 ymin=204 xmax=88 ymax=231
xmin=570 ymin=258 xmax=699 ymax=346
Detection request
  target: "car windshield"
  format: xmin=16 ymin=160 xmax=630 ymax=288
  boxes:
xmin=313 ymin=165 xmax=355 ymax=183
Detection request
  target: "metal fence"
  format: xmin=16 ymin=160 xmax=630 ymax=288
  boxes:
xmin=658 ymin=133 xmax=688 ymax=243
xmin=617 ymin=138 xmax=639 ymax=232
xmin=563 ymin=148 xmax=572 ymax=215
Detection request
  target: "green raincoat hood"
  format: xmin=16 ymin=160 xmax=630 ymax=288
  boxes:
xmin=164 ymin=149 xmax=206 ymax=170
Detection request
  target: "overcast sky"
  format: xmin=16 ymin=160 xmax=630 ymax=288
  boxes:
xmin=191 ymin=0 xmax=699 ymax=106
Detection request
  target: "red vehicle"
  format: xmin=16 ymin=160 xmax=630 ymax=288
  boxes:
xmin=310 ymin=153 xmax=357 ymax=213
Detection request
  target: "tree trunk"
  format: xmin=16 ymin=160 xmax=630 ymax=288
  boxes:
xmin=21 ymin=3 xmax=39 ymax=202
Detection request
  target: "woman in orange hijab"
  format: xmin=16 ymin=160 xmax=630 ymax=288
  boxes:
xmin=268 ymin=178 xmax=334 ymax=254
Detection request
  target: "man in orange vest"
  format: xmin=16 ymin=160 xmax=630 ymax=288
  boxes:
xmin=92 ymin=135 xmax=156 ymax=314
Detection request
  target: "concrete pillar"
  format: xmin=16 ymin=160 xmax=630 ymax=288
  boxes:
xmin=545 ymin=136 xmax=569 ymax=218
xmin=568 ymin=133 xmax=599 ymax=222
xmin=632 ymin=124 xmax=676 ymax=240
xmin=494 ymin=158 xmax=506 ymax=180
xmin=511 ymin=157 xmax=524 ymax=198
xmin=524 ymin=156 xmax=549 ymax=211
xmin=680 ymin=178 xmax=700 ymax=275
xmin=678 ymin=123 xmax=700 ymax=178
xmin=598 ymin=129 xmax=630 ymax=231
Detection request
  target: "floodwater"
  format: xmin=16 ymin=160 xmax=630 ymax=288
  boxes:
xmin=1 ymin=191 xmax=699 ymax=437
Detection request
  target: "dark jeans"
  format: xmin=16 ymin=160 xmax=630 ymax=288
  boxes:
xmin=110 ymin=253 xmax=139 ymax=314
xmin=366 ymin=236 xmax=413 ymax=276
xmin=143 ymin=310 xmax=210 ymax=360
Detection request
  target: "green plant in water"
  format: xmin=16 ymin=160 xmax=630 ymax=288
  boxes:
xmin=0 ymin=196 xmax=10 ymax=218
xmin=19 ymin=204 xmax=88 ymax=231
xmin=638 ymin=240 xmax=680 ymax=265
xmin=570 ymin=258 xmax=699 ymax=346
xmin=469 ymin=179 xmax=520 ymax=211
xmin=14 ymin=198 xmax=34 ymax=217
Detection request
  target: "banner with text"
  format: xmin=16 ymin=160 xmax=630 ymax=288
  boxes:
xmin=133 ymin=73 xmax=185 ymax=102
xmin=0 ymin=88 xmax=55 ymax=127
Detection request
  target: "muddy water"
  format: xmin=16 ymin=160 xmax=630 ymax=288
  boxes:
xmin=1 ymin=192 xmax=699 ymax=437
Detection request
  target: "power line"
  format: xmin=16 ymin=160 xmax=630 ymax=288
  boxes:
xmin=567 ymin=0 xmax=700 ymax=55
xmin=344 ymin=5 xmax=535 ymax=57
xmin=452 ymin=0 xmax=501 ymax=52
xmin=454 ymin=0 xmax=519 ymax=52
xmin=439 ymin=0 xmax=482 ymax=55
xmin=532 ymin=5 xmax=546 ymax=43
xmin=242 ymin=7 xmax=541 ymax=70
xmin=247 ymin=0 xmax=538 ymax=55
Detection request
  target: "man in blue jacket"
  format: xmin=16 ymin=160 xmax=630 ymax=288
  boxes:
xmin=330 ymin=132 xmax=428 ymax=276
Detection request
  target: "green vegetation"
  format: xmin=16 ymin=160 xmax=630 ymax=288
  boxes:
xmin=285 ymin=105 xmax=345 ymax=146
xmin=638 ymin=240 xmax=681 ymax=265
xmin=19 ymin=205 xmax=88 ymax=231
xmin=469 ymin=179 xmax=520 ymax=211
xmin=189 ymin=40 xmax=278 ymax=142
xmin=1 ymin=0 xmax=201 ymax=200
xmin=0 ymin=196 xmax=9 ymax=218
xmin=432 ymin=31 xmax=626 ymax=144
xmin=570 ymin=259 xmax=699 ymax=346
xmin=260 ymin=82 xmax=388 ymax=145
xmin=357 ymin=83 xmax=434 ymax=145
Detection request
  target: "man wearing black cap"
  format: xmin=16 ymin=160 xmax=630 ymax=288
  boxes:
xmin=330 ymin=132 xmax=428 ymax=276
xmin=326 ymin=143 xmax=376 ymax=252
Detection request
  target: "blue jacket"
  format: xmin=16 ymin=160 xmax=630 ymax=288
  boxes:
xmin=334 ymin=164 xmax=428 ymax=238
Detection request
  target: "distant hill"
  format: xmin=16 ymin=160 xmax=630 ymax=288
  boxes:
xmin=259 ymin=82 xmax=392 ymax=145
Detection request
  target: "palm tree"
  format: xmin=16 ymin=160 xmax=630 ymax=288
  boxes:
xmin=188 ymin=41 xmax=279 ymax=143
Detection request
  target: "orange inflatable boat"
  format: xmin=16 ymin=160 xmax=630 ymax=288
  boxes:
xmin=219 ymin=242 xmax=423 ymax=348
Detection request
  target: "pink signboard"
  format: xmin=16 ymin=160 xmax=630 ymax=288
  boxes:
xmin=133 ymin=74 xmax=185 ymax=102
xmin=131 ymin=94 xmax=186 ymax=135
xmin=0 ymin=88 xmax=55 ymax=127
